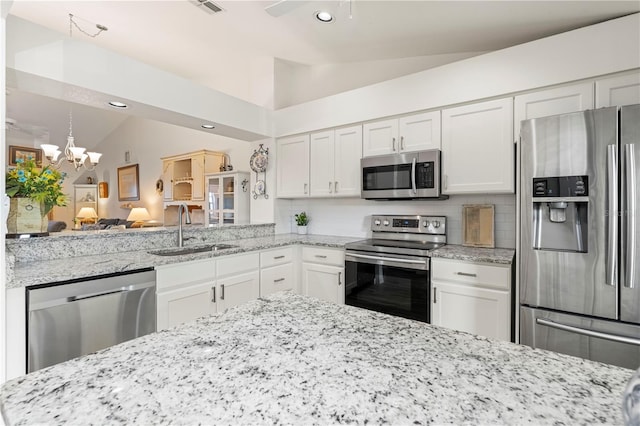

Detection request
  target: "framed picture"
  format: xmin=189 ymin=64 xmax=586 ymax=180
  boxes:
xmin=9 ymin=145 xmax=42 ymax=166
xmin=117 ymin=164 xmax=140 ymax=201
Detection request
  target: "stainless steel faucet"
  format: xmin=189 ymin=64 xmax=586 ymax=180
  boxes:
xmin=177 ymin=204 xmax=191 ymax=247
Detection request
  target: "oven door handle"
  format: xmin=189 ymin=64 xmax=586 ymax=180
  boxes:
xmin=346 ymin=252 xmax=428 ymax=266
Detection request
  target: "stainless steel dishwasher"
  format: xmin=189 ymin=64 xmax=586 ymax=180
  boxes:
xmin=27 ymin=269 xmax=156 ymax=373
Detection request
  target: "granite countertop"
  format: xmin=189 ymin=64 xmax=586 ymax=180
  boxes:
xmin=8 ymin=233 xmax=515 ymax=289
xmin=0 ymin=292 xmax=630 ymax=425
xmin=8 ymin=234 xmax=360 ymax=288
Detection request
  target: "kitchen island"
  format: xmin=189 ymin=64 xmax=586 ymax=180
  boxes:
xmin=0 ymin=292 xmax=630 ymax=425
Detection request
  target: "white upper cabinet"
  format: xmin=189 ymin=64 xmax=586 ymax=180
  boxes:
xmin=276 ymin=134 xmax=310 ymax=198
xmin=309 ymin=130 xmax=335 ymax=197
xmin=398 ymin=111 xmax=441 ymax=152
xmin=514 ymin=82 xmax=594 ymax=141
xmin=309 ymin=125 xmax=362 ymax=198
xmin=595 ymin=72 xmax=640 ymax=108
xmin=441 ymin=98 xmax=514 ymax=194
xmin=363 ymin=111 xmax=440 ymax=157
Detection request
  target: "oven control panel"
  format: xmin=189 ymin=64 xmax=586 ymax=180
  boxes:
xmin=371 ymin=215 xmax=446 ymax=235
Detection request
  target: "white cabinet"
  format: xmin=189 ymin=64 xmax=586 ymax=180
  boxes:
xmin=260 ymin=247 xmax=296 ymax=296
xmin=309 ymin=125 xmax=362 ymax=197
xmin=431 ymin=258 xmax=512 ymax=342
xmin=216 ymin=252 xmax=260 ymax=311
xmin=276 ymin=134 xmax=310 ymax=198
xmin=205 ymin=171 xmax=250 ymax=225
xmin=363 ymin=111 xmax=440 ymax=157
xmin=441 ymin=98 xmax=514 ymax=194
xmin=596 ymin=72 xmax=640 ymax=108
xmin=514 ymin=82 xmax=594 ymax=141
xmin=156 ymin=252 xmax=260 ymax=331
xmin=301 ymin=247 xmax=344 ymax=304
xmin=216 ymin=270 xmax=260 ymax=312
xmin=156 ymin=258 xmax=216 ymax=331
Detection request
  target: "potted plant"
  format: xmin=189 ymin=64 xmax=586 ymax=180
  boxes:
xmin=5 ymin=157 xmax=67 ymax=235
xmin=294 ymin=211 xmax=309 ymax=235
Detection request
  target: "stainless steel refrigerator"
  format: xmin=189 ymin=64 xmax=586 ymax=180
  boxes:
xmin=519 ymin=104 xmax=640 ymax=370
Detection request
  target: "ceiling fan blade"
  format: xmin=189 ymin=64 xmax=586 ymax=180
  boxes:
xmin=264 ymin=0 xmax=310 ymax=17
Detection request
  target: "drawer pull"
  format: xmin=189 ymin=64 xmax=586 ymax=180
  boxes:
xmin=456 ymin=272 xmax=477 ymax=278
xmin=212 ymin=287 xmax=216 ymax=303
xmin=274 ymin=278 xmax=285 ymax=283
xmin=315 ymin=255 xmax=328 ymax=259
xmin=274 ymin=255 xmax=285 ymax=260
xmin=433 ymin=287 xmax=437 ymax=304
xmin=338 ymin=272 xmax=342 ymax=285
xmin=221 ymin=284 xmax=225 ymax=300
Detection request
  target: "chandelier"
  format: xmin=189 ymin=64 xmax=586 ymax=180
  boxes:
xmin=41 ymin=110 xmax=102 ymax=171
xmin=40 ymin=13 xmax=108 ymax=172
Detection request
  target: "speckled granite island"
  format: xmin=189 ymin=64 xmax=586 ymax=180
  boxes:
xmin=1 ymin=292 xmax=630 ymax=425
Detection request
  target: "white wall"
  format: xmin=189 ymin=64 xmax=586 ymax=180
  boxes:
xmin=274 ymin=51 xmax=485 ymax=109
xmin=93 ymin=117 xmax=253 ymax=223
xmin=276 ymin=195 xmax=516 ymax=249
xmin=274 ymin=13 xmax=640 ymax=136
xmin=249 ymin=138 xmax=276 ymax=224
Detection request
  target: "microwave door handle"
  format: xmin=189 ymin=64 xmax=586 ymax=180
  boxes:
xmin=411 ymin=157 xmax=417 ymax=195
xmin=624 ymin=143 xmax=636 ymax=288
xmin=606 ymin=145 xmax=618 ymax=287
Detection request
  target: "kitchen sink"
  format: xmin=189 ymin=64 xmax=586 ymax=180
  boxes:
xmin=148 ymin=244 xmax=237 ymax=256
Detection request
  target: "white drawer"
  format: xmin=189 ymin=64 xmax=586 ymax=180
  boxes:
xmin=432 ymin=258 xmax=510 ymax=290
xmin=156 ymin=258 xmax=215 ymax=291
xmin=260 ymin=263 xmax=295 ymax=297
xmin=302 ymin=247 xmax=344 ymax=266
xmin=260 ymin=246 xmax=294 ymax=268
xmin=217 ymin=252 xmax=260 ymax=277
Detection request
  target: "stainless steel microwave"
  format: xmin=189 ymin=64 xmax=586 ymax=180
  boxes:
xmin=361 ymin=150 xmax=444 ymax=200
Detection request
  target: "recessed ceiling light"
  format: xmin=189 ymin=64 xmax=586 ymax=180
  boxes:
xmin=201 ymin=124 xmax=215 ymax=129
xmin=108 ymin=101 xmax=128 ymax=108
xmin=315 ymin=11 xmax=333 ymax=23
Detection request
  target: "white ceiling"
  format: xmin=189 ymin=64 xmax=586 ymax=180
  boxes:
xmin=6 ymin=0 xmax=640 ymax=146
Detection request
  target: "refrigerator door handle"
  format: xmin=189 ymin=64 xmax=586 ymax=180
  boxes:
xmin=624 ymin=143 xmax=636 ymax=289
xmin=536 ymin=318 xmax=640 ymax=346
xmin=606 ymin=145 xmax=618 ymax=287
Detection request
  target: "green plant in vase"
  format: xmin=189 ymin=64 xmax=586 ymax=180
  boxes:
xmin=295 ymin=211 xmax=309 ymax=234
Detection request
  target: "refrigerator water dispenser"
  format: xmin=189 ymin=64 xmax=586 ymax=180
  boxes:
xmin=531 ymin=176 xmax=589 ymax=253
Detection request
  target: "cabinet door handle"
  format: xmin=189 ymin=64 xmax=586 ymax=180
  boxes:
xmin=274 ymin=255 xmax=285 ymax=260
xmin=274 ymin=278 xmax=285 ymax=283
xmin=392 ymin=137 xmax=396 ymax=151
xmin=338 ymin=272 xmax=342 ymax=285
xmin=400 ymin=136 xmax=404 ymax=150
xmin=433 ymin=287 xmax=437 ymax=304
xmin=304 ymin=183 xmax=308 ymax=194
xmin=315 ymin=255 xmax=327 ymax=259
xmin=329 ymin=181 xmax=332 ymax=193
xmin=334 ymin=181 xmax=338 ymax=193
xmin=212 ymin=287 xmax=216 ymax=303
xmin=456 ymin=272 xmax=477 ymax=277
xmin=221 ymin=284 xmax=225 ymax=300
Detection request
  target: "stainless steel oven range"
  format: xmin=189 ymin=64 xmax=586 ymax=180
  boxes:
xmin=345 ymin=215 xmax=446 ymax=323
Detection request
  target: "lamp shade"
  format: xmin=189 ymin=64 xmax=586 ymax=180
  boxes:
xmin=76 ymin=207 xmax=98 ymax=219
xmin=127 ymin=207 xmax=151 ymax=222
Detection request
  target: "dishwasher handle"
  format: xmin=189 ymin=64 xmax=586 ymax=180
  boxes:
xmin=68 ymin=281 xmax=154 ymax=302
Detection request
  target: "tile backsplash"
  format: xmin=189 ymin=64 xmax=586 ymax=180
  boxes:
xmin=276 ymin=194 xmax=516 ymax=249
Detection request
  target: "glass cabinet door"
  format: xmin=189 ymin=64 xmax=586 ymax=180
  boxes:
xmin=207 ymin=177 xmax=220 ymax=224
xmin=222 ymin=176 xmax=235 ymax=224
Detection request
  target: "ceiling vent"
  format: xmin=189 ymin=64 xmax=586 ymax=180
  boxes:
xmin=189 ymin=0 xmax=224 ymax=14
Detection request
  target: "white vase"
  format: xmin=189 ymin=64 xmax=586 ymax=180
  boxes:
xmin=297 ymin=225 xmax=308 ymax=235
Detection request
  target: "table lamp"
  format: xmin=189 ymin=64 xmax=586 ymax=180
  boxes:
xmin=76 ymin=207 xmax=98 ymax=224
xmin=127 ymin=207 xmax=151 ymax=228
